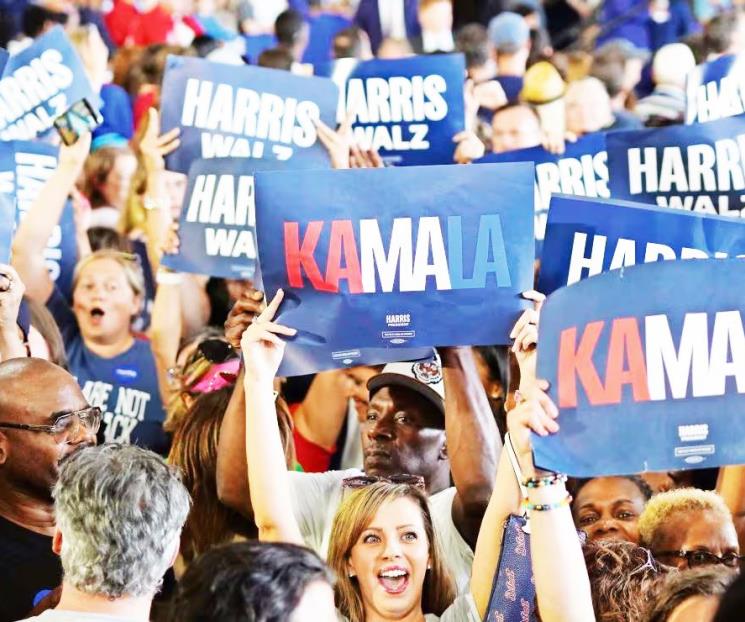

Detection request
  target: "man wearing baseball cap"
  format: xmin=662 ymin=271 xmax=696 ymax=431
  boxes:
xmin=218 ymin=346 xmax=499 ymax=594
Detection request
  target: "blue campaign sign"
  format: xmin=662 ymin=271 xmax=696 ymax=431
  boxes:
xmin=685 ymin=54 xmax=745 ymax=124
xmin=160 ymin=55 xmax=339 ymax=173
xmin=477 ymin=133 xmax=608 ymax=242
xmin=161 ymin=157 xmax=281 ymax=279
xmin=538 ymin=194 xmax=745 ymax=294
xmin=0 ymin=48 xmax=8 ymax=75
xmin=279 ymin=344 xmax=432 ymax=377
xmin=607 ymin=115 xmax=745 ymax=218
xmin=1 ymin=141 xmax=78 ymax=295
xmin=314 ymin=54 xmax=466 ymax=166
xmin=0 ymin=26 xmax=96 ymax=141
xmin=535 ymin=259 xmax=745 ymax=477
xmin=255 ymin=163 xmax=534 ymax=349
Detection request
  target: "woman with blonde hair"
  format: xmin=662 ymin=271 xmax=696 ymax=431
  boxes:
xmin=239 ymin=290 xmax=595 ymax=622
xmin=12 ymin=124 xmax=180 ymax=455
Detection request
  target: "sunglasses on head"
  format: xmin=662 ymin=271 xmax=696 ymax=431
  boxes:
xmin=197 ymin=338 xmax=236 ymax=364
xmin=342 ymin=474 xmax=426 ymax=490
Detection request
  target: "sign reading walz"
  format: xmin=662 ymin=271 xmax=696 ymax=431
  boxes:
xmin=607 ymin=115 xmax=745 ymax=217
xmin=161 ymin=55 xmax=339 ymax=173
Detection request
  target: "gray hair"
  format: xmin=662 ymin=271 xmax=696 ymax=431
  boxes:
xmin=53 ymin=444 xmax=191 ymax=598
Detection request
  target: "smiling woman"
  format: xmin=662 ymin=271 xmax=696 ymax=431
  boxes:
xmin=328 ymin=483 xmax=461 ymax=622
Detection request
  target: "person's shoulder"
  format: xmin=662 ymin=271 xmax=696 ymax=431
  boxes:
xmin=426 ymin=591 xmax=480 ymax=622
xmin=428 ymin=485 xmax=457 ymax=510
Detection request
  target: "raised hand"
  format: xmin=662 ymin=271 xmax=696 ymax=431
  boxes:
xmin=225 ymin=287 xmax=265 ymax=349
xmin=240 ymin=289 xmax=297 ymax=380
xmin=510 ymin=289 xmax=546 ymax=389
xmin=507 ymin=382 xmax=559 ymax=477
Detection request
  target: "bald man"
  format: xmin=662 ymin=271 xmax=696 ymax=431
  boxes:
xmin=0 ymin=358 xmax=98 ymax=622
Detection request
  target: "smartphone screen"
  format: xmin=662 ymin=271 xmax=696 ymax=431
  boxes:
xmin=53 ymin=99 xmax=104 ymax=146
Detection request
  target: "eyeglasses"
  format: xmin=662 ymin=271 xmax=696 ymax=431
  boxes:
xmin=0 ymin=406 xmax=102 ymax=439
xmin=342 ymin=474 xmax=426 ymax=490
xmin=197 ymin=338 xmax=236 ymax=364
xmin=654 ymin=549 xmax=744 ymax=569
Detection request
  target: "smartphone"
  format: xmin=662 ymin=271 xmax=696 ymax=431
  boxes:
xmin=53 ymin=98 xmax=103 ymax=146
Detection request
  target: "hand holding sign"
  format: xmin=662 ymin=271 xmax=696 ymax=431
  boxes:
xmin=511 ymin=290 xmax=546 ymax=385
xmin=507 ymin=384 xmax=560 ymax=479
xmin=240 ymin=289 xmax=297 ymax=381
xmin=0 ymin=264 xmax=25 ymax=330
xmin=535 ymin=258 xmax=745 ymax=476
xmin=139 ymin=108 xmax=181 ymax=175
xmin=225 ymin=287 xmax=265 ymax=349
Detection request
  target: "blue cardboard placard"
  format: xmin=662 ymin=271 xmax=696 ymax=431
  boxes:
xmin=0 ymin=26 xmax=96 ymax=141
xmin=477 ymin=133 xmax=608 ymax=243
xmin=607 ymin=115 xmax=745 ymax=218
xmin=685 ymin=53 xmax=745 ymax=124
xmin=279 ymin=344 xmax=432 ymax=377
xmin=161 ymin=157 xmax=284 ymax=279
xmin=535 ymin=258 xmax=745 ymax=477
xmin=160 ymin=55 xmax=339 ymax=173
xmin=538 ymin=194 xmax=745 ymax=294
xmin=0 ymin=141 xmax=78 ymax=296
xmin=314 ymin=54 xmax=466 ymax=166
xmin=255 ymin=163 xmax=534 ymax=349
xmin=0 ymin=48 xmax=8 ymax=75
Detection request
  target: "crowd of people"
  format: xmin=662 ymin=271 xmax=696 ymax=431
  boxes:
xmin=1 ymin=0 xmax=745 ymax=621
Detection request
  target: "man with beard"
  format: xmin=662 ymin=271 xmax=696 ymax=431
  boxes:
xmin=0 ymin=358 xmax=98 ymax=622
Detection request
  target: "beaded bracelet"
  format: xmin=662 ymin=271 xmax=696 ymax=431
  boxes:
xmin=524 ymin=494 xmax=572 ymax=512
xmin=523 ymin=473 xmax=567 ymax=489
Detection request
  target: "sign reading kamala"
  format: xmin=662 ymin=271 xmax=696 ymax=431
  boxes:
xmin=0 ymin=26 xmax=96 ymax=141
xmin=160 ymin=56 xmax=339 ymax=173
xmin=161 ymin=158 xmax=280 ymax=279
xmin=477 ymin=133 xmax=608 ymax=240
xmin=0 ymin=141 xmax=77 ymax=294
xmin=255 ymin=163 xmax=534 ymax=349
xmin=685 ymin=54 xmax=745 ymax=124
xmin=534 ymin=259 xmax=745 ymax=477
xmin=314 ymin=54 xmax=465 ymax=166
xmin=607 ymin=115 xmax=745 ymax=217
xmin=539 ymin=195 xmax=745 ymax=294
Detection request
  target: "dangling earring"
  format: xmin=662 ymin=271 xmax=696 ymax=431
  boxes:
xmin=348 ymin=572 xmax=356 ymax=578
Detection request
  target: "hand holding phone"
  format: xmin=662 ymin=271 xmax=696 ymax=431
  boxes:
xmin=53 ymin=98 xmax=103 ymax=146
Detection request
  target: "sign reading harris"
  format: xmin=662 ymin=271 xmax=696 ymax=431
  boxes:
xmin=534 ymin=259 xmax=745 ymax=477
xmin=0 ymin=141 xmax=77 ymax=294
xmin=314 ymin=54 xmax=466 ymax=166
xmin=685 ymin=54 xmax=745 ymax=124
xmin=539 ymin=195 xmax=745 ymax=294
xmin=0 ymin=26 xmax=96 ymax=141
xmin=160 ymin=56 xmax=339 ymax=173
xmin=255 ymin=163 xmax=535 ymax=349
xmin=477 ymin=133 xmax=608 ymax=240
xmin=607 ymin=115 xmax=745 ymax=218
xmin=161 ymin=158 xmax=281 ymax=279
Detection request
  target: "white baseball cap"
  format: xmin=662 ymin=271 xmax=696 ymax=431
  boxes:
xmin=367 ymin=351 xmax=445 ymax=420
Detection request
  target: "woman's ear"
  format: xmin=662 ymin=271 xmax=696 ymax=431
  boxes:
xmin=347 ymin=558 xmax=357 ymax=578
xmin=438 ymin=439 xmax=448 ymax=461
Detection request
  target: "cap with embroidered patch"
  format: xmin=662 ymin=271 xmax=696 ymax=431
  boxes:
xmin=367 ymin=352 xmax=445 ymax=420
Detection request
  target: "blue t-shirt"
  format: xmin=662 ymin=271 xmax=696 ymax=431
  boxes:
xmin=47 ymin=287 xmax=169 ymax=456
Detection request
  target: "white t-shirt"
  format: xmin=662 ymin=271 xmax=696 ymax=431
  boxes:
xmin=288 ymin=469 xmax=475 ymax=594
xmin=337 ymin=592 xmax=480 ymax=621
xmin=18 ymin=610 xmax=140 ymax=622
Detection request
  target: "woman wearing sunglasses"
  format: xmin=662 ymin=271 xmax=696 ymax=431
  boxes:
xmin=240 ymin=290 xmax=595 ymax=622
xmin=12 ymin=122 xmax=179 ymax=455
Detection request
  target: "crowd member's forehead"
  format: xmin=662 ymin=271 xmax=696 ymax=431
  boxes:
xmin=662 ymin=509 xmax=738 ymax=551
xmin=368 ymin=385 xmax=443 ymax=429
xmin=0 ymin=359 xmax=85 ymax=425
xmin=574 ymin=477 xmax=646 ymax=512
xmin=493 ymin=105 xmax=539 ymax=129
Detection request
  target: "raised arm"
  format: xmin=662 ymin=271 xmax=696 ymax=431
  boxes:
xmin=0 ymin=265 xmax=28 ymax=361
xmin=240 ymin=289 xmax=302 ymax=544
xmin=500 ymin=389 xmax=594 ymax=622
xmin=11 ymin=133 xmax=91 ymax=303
xmin=440 ymin=346 xmax=500 ymax=548
xmin=216 ymin=289 xmax=265 ymax=515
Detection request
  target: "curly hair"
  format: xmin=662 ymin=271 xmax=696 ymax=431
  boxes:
xmin=584 ymin=540 xmax=669 ymax=622
xmin=643 ymin=566 xmax=735 ymax=622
